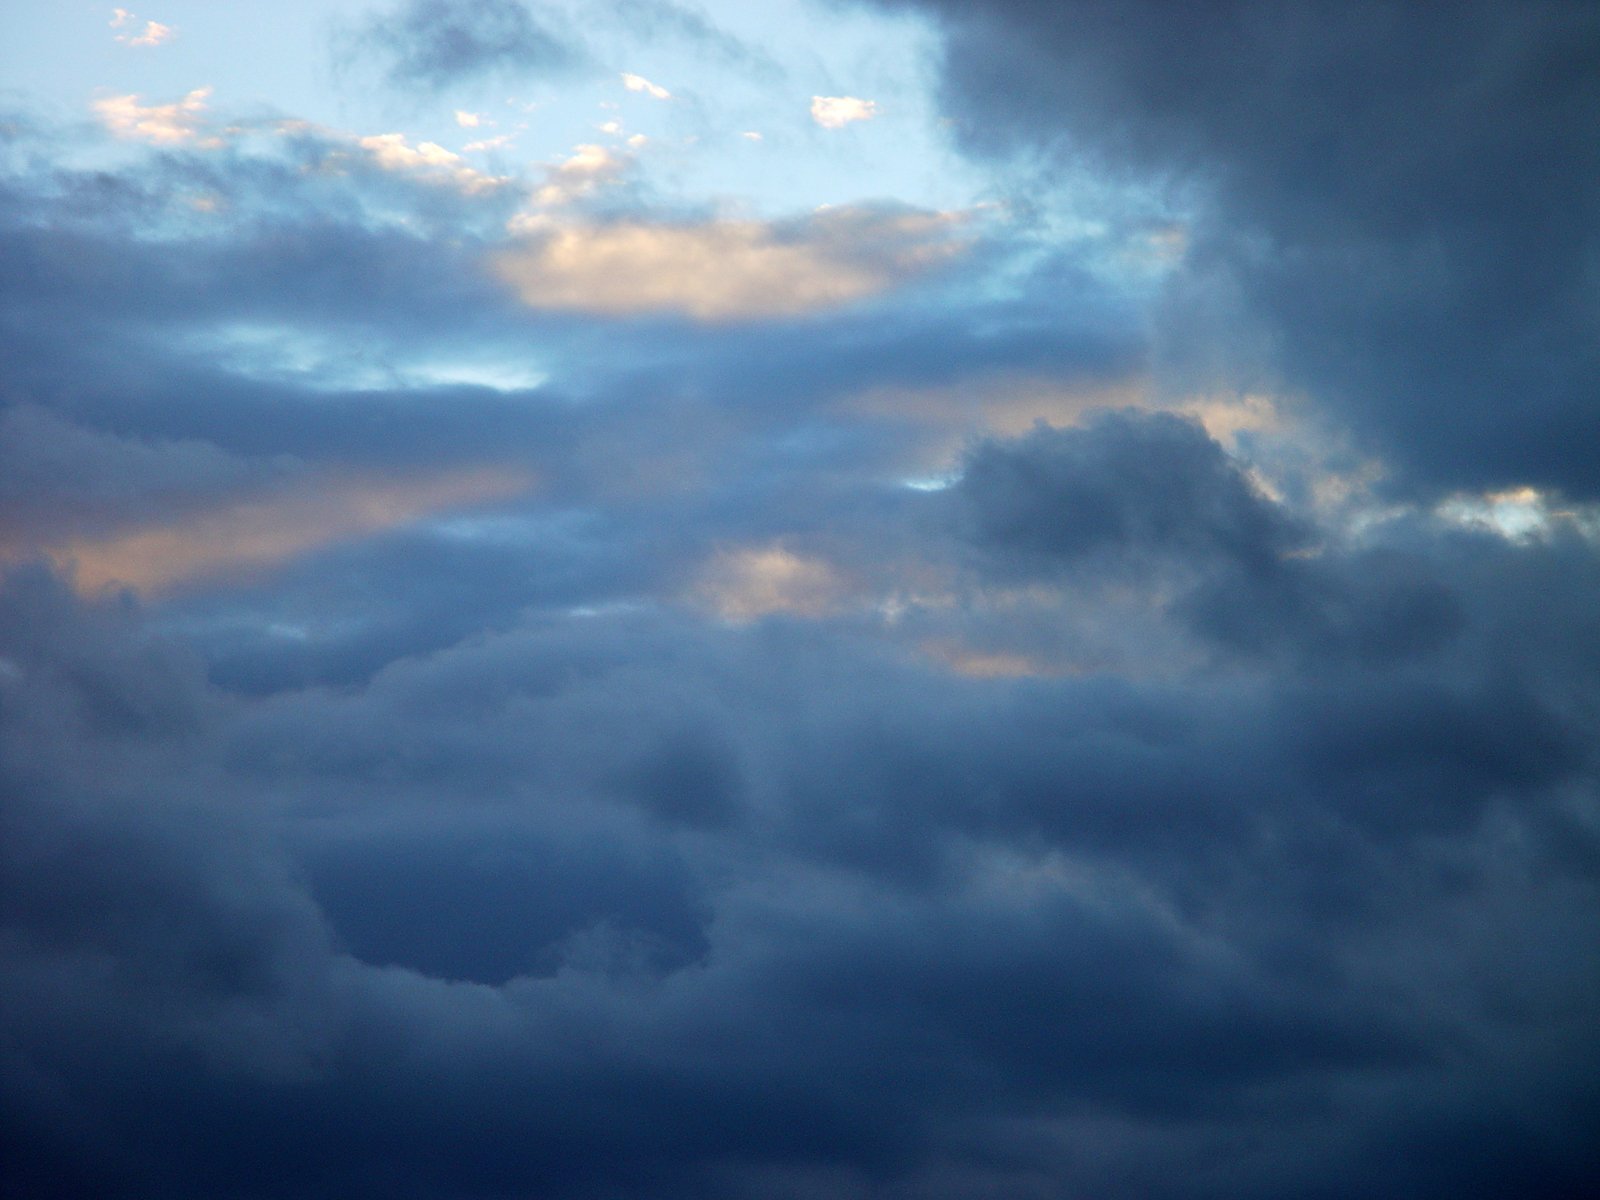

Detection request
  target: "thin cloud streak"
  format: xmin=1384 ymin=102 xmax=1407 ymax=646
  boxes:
xmin=39 ymin=466 xmax=535 ymax=596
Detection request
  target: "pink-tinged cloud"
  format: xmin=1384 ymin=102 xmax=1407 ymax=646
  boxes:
xmin=36 ymin=466 xmax=534 ymax=597
xmin=359 ymin=132 xmax=507 ymax=192
xmin=693 ymin=545 xmax=850 ymax=621
xmin=110 ymin=8 xmax=173 ymax=46
xmin=492 ymin=206 xmax=969 ymax=322
xmin=94 ymin=87 xmax=213 ymax=144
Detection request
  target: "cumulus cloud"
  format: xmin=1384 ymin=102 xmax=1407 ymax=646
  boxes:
xmin=952 ymin=411 xmax=1297 ymax=572
xmin=810 ymin=95 xmax=877 ymax=128
xmin=493 ymin=205 xmax=969 ymax=321
xmin=511 ymin=141 xmax=631 ymax=210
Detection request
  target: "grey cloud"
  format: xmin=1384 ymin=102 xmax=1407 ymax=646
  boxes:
xmin=606 ymin=0 xmax=780 ymax=72
xmin=4 ymin=567 xmax=1598 ymax=1198
xmin=0 ymin=405 xmax=293 ymax=551
xmin=871 ymin=0 xmax=1600 ymax=497
xmin=352 ymin=0 xmax=578 ymax=90
xmin=951 ymin=410 xmax=1299 ymax=573
xmin=948 ymin=411 xmax=1464 ymax=668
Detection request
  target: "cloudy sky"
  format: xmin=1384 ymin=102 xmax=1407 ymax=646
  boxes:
xmin=2 ymin=2 xmax=1598 ymax=1196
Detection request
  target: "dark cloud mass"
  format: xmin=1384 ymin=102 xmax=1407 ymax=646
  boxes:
xmin=3 ymin=3 xmax=1600 ymax=1198
xmin=876 ymin=0 xmax=1600 ymax=497
xmin=952 ymin=411 xmax=1300 ymax=571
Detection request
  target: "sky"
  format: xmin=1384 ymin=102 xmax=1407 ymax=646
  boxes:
xmin=1 ymin=2 xmax=1598 ymax=1197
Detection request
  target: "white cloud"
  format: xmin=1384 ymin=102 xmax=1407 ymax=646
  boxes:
xmin=810 ymin=95 xmax=877 ymax=129
xmin=1435 ymin=486 xmax=1600 ymax=544
xmin=94 ymin=87 xmax=212 ymax=144
xmin=361 ymin=133 xmax=461 ymax=169
xmin=109 ymin=7 xmax=133 ymax=26
xmin=359 ymin=133 xmax=506 ymax=192
xmin=127 ymin=20 xmax=172 ymax=46
xmin=463 ymin=133 xmax=515 ymax=153
xmin=621 ymin=72 xmax=671 ymax=100
xmin=518 ymin=143 xmax=630 ymax=211
xmin=454 ymin=110 xmax=483 ymax=128
xmin=740 ymin=131 xmax=763 ymax=141
xmin=493 ymin=205 xmax=969 ymax=322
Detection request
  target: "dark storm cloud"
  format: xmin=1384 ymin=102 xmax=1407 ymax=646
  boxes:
xmin=4 ymin=562 xmax=1599 ymax=1199
xmin=952 ymin=410 xmax=1299 ymax=572
xmin=351 ymin=0 xmax=578 ymax=90
xmin=870 ymin=0 xmax=1600 ymax=497
xmin=947 ymin=411 xmax=1465 ymax=667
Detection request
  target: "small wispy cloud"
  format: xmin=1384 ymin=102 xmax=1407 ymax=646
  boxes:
xmin=463 ymin=133 xmax=516 ymax=153
xmin=621 ymin=72 xmax=671 ymax=100
xmin=454 ymin=110 xmax=483 ymax=128
xmin=810 ymin=95 xmax=876 ymax=129
xmin=110 ymin=8 xmax=173 ymax=46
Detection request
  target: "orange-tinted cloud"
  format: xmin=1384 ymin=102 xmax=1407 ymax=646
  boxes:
xmin=492 ymin=206 xmax=969 ymax=322
xmin=692 ymin=544 xmax=851 ymax=621
xmin=95 ymin=87 xmax=213 ymax=144
xmin=38 ymin=466 xmax=533 ymax=597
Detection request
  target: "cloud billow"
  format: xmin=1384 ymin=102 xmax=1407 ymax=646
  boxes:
xmin=952 ymin=410 xmax=1299 ymax=572
xmin=3 ymin=548 xmax=1598 ymax=1198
